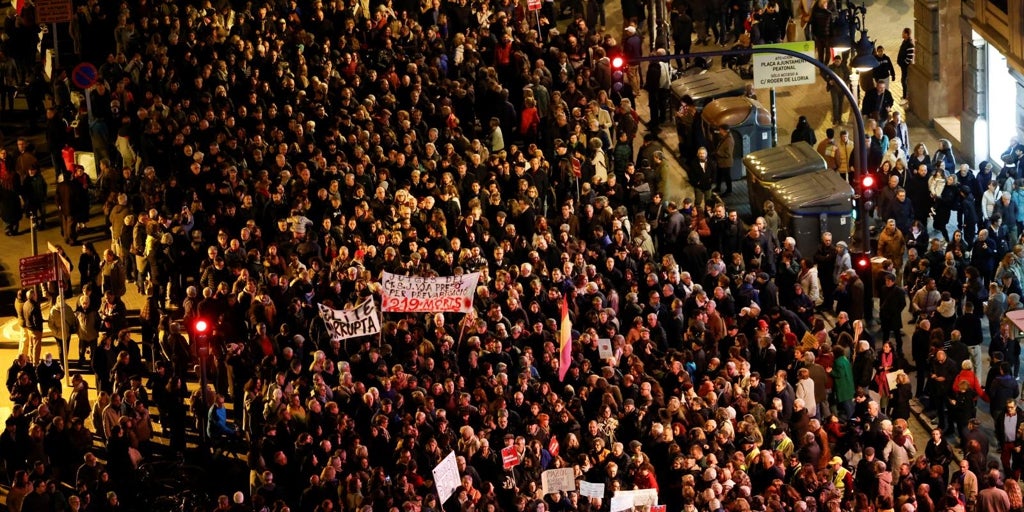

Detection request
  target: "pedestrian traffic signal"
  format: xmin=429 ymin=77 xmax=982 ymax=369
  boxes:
xmin=611 ymin=55 xmax=625 ymax=92
xmin=859 ymin=174 xmax=876 ymax=211
xmin=856 ymin=255 xmax=870 ymax=268
xmin=194 ymin=319 xmax=209 ymax=334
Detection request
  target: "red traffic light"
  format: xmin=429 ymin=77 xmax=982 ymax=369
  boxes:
xmin=857 ymin=257 xmax=870 ymax=268
xmin=611 ymin=56 xmax=624 ymax=69
xmin=194 ymin=319 xmax=209 ymax=334
xmin=861 ymin=175 xmax=875 ymax=188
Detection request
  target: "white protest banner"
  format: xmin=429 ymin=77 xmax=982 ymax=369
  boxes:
xmin=609 ymin=494 xmax=633 ymax=512
xmin=317 ymin=300 xmax=381 ymax=341
xmin=432 ymin=451 xmax=460 ymax=503
xmin=540 ymin=468 xmax=575 ymax=494
xmin=380 ymin=272 xmax=480 ymax=313
xmin=613 ymin=489 xmax=659 ymax=509
xmin=578 ymin=481 xmax=605 ymax=498
xmin=597 ymin=338 xmax=614 ymax=359
xmin=632 ymin=488 xmax=659 ymax=508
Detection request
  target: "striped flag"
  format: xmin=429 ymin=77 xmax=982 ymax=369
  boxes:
xmin=558 ymin=295 xmax=572 ymax=382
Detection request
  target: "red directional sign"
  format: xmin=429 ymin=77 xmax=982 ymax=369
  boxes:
xmin=19 ymin=254 xmax=59 ymax=286
xmin=527 ymin=0 xmax=541 ymax=11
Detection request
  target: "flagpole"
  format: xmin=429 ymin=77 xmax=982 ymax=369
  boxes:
xmin=455 ymin=308 xmax=474 ymax=351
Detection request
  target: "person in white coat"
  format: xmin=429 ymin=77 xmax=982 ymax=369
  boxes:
xmin=982 ymin=180 xmax=1001 ymax=221
xmin=796 ymin=367 xmax=817 ymax=418
xmin=798 ymin=259 xmax=823 ymax=306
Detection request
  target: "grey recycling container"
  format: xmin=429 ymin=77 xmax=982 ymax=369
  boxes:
xmin=669 ymin=68 xmax=747 ymax=107
xmin=701 ymin=97 xmax=772 ymax=180
xmin=770 ymin=170 xmax=855 ymax=257
xmin=743 ymin=142 xmax=828 ymax=216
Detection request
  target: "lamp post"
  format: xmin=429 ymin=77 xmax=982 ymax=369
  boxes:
xmin=633 ymin=47 xmax=872 ymax=254
xmin=830 ymin=1 xmax=880 ymax=76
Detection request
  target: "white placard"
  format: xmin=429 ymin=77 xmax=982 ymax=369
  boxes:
xmin=613 ymin=489 xmax=659 ymax=509
xmin=610 ymin=494 xmax=633 ymax=512
xmin=317 ymin=300 xmax=381 ymax=341
xmin=597 ymin=338 xmax=614 ymax=359
xmin=579 ymin=481 xmax=605 ymax=498
xmin=432 ymin=451 xmax=460 ymax=503
xmin=540 ymin=468 xmax=576 ymax=494
xmin=752 ymin=41 xmax=817 ymax=89
xmin=380 ymin=272 xmax=480 ymax=313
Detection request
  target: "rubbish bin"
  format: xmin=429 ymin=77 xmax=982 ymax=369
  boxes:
xmin=701 ymin=97 xmax=772 ymax=180
xmin=743 ymin=142 xmax=827 ymax=216
xmin=769 ymin=170 xmax=855 ymax=257
xmin=669 ymin=68 xmax=746 ymax=109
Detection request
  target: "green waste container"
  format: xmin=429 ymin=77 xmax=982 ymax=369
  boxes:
xmin=701 ymin=97 xmax=772 ymax=180
xmin=769 ymin=170 xmax=855 ymax=257
xmin=743 ymin=142 xmax=827 ymax=216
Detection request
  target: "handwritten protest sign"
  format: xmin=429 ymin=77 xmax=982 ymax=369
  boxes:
xmin=597 ymin=338 xmax=614 ymax=359
xmin=578 ymin=481 xmax=605 ymax=498
xmin=540 ymin=468 xmax=575 ymax=494
xmin=609 ymin=494 xmax=633 ymax=512
xmin=612 ymin=489 xmax=659 ymax=509
xmin=432 ymin=451 xmax=460 ymax=503
xmin=501 ymin=447 xmax=519 ymax=469
xmin=317 ymin=300 xmax=381 ymax=340
xmin=381 ymin=272 xmax=479 ymax=313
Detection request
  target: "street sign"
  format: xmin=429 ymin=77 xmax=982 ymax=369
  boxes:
xmin=71 ymin=62 xmax=98 ymax=89
xmin=36 ymin=0 xmax=72 ymax=23
xmin=752 ymin=41 xmax=816 ymax=89
xmin=527 ymin=0 xmax=541 ymax=11
xmin=19 ymin=254 xmax=58 ymax=286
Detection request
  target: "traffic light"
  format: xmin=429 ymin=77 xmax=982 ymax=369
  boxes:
xmin=611 ymin=55 xmax=625 ymax=93
xmin=859 ymin=173 xmax=876 ymax=212
xmin=856 ymin=254 xmax=870 ymax=269
xmin=193 ymin=318 xmax=210 ymax=356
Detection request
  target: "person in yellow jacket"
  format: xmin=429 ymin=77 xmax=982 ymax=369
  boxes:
xmin=829 ymin=456 xmax=853 ymax=498
xmin=769 ymin=424 xmax=795 ymax=461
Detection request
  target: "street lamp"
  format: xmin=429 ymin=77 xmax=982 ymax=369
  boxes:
xmin=830 ymin=1 xmax=878 ymax=71
xmin=830 ymin=9 xmax=853 ymax=53
xmin=851 ymin=32 xmax=880 ymax=72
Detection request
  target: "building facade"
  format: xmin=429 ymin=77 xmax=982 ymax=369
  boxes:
xmin=911 ymin=0 xmax=1023 ymax=166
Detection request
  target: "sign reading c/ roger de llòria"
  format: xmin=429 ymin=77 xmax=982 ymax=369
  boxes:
xmin=380 ymin=271 xmax=480 ymax=313
xmin=753 ymin=41 xmax=816 ymax=89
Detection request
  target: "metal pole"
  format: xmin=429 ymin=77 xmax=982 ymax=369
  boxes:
xmin=59 ymin=271 xmax=69 ymax=386
xmin=84 ymin=87 xmax=93 ymax=124
xmin=536 ymin=11 xmax=541 ymax=42
xmin=30 ymin=217 xmax=37 ymax=255
xmin=770 ymin=87 xmax=778 ymax=147
xmin=632 ymin=47 xmax=870 ymax=254
xmin=199 ymin=347 xmax=208 ymax=446
xmin=52 ymin=23 xmax=58 ymax=69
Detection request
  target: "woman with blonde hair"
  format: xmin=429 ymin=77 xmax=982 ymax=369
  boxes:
xmin=1007 ymin=478 xmax=1024 ymax=512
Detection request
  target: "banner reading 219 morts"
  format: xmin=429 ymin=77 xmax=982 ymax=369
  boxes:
xmin=380 ymin=272 xmax=480 ymax=313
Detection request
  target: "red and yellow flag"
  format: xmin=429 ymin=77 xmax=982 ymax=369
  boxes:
xmin=558 ymin=295 xmax=572 ymax=381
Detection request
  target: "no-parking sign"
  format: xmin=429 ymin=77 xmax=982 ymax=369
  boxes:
xmin=71 ymin=62 xmax=98 ymax=89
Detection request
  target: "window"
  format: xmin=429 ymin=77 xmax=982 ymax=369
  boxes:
xmin=985 ymin=40 xmax=1016 ymax=159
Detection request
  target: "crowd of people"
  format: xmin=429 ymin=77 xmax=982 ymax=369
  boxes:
xmin=0 ymin=0 xmax=1023 ymax=511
